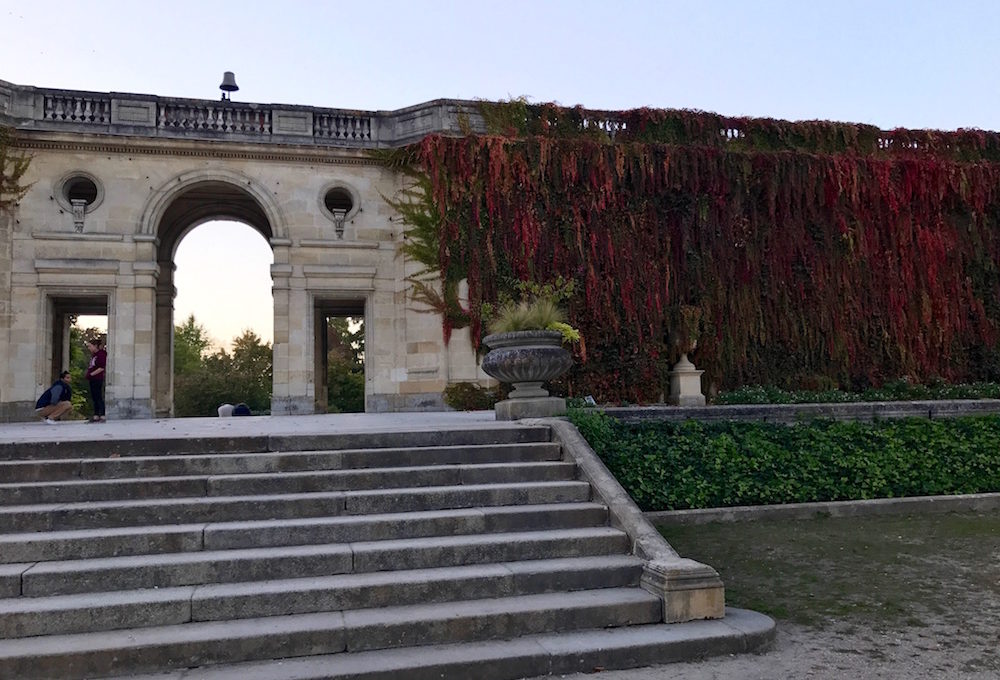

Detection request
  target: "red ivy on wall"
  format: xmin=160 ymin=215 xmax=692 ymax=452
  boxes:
xmin=406 ymin=105 xmax=1000 ymax=403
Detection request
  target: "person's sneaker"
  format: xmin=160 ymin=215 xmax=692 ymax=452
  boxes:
xmin=44 ymin=418 xmax=57 ymax=424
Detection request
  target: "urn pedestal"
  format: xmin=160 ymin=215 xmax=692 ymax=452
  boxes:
xmin=481 ymin=330 xmax=573 ymax=420
xmin=668 ymin=353 xmax=706 ymax=406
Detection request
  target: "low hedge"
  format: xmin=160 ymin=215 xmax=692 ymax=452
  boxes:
xmin=568 ymin=410 xmax=1000 ymax=511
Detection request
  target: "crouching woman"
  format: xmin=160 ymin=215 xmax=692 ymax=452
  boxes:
xmin=35 ymin=370 xmax=73 ymax=423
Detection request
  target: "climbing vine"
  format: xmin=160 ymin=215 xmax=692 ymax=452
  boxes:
xmin=0 ymin=126 xmax=31 ymax=215
xmin=387 ymin=103 xmax=1000 ymax=402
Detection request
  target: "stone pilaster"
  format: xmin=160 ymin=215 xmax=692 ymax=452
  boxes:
xmin=0 ymin=209 xmax=13 ymax=416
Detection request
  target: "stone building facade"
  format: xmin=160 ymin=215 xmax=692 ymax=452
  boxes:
xmin=0 ymin=78 xmax=489 ymax=420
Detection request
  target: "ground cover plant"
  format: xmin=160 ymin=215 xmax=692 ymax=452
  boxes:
xmin=568 ymin=410 xmax=1000 ymax=510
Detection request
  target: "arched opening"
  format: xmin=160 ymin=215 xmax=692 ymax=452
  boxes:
xmin=152 ymin=180 xmax=275 ymax=416
xmin=172 ymin=221 xmax=274 ymax=416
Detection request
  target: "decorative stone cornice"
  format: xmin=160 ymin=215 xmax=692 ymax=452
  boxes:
xmin=34 ymin=258 xmax=120 ymax=274
xmin=30 ymin=231 xmax=124 ymax=242
xmin=298 ymin=239 xmax=379 ymax=249
xmin=12 ymin=136 xmax=381 ymax=166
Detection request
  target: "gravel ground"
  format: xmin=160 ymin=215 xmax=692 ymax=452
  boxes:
xmin=553 ymin=511 xmax=1000 ymax=679
xmin=551 ymin=621 xmax=998 ymax=679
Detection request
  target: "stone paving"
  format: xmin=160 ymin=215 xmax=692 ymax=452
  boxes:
xmin=0 ymin=411 xmax=506 ymax=444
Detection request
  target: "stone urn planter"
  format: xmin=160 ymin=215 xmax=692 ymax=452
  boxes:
xmin=667 ymin=304 xmax=707 ymax=406
xmin=481 ymin=330 xmax=573 ymax=420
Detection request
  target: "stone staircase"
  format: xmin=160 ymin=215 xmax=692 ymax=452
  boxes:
xmin=0 ymin=422 xmax=773 ymax=679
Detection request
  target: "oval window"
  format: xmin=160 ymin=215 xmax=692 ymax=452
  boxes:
xmin=324 ymin=187 xmax=354 ymax=215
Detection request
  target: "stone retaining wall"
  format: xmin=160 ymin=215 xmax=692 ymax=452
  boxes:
xmin=604 ymin=399 xmax=1000 ymax=424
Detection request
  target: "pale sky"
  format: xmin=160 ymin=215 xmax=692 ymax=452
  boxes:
xmin=6 ymin=0 xmax=1000 ymax=347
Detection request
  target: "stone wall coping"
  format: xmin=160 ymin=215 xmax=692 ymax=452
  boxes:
xmin=603 ymin=399 xmax=1000 ymax=423
xmin=648 ymin=492 xmax=1000 ymax=526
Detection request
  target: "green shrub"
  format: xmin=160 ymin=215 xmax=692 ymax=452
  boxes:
xmin=569 ymin=411 xmax=1000 ymax=511
xmin=443 ymin=382 xmax=498 ymax=411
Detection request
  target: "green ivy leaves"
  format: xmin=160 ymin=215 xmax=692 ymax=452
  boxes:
xmin=570 ymin=411 xmax=1000 ymax=511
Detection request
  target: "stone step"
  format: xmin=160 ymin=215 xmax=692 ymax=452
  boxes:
xmin=0 ymin=588 xmax=662 ymax=680
xmin=0 ymin=442 xmax=563 ymax=482
xmin=14 ymin=527 xmax=629 ymax=596
xmin=0 ymin=427 xmax=551 ymax=461
xmin=0 ymin=481 xmax=593 ymax=532
xmin=0 ymin=564 xmax=25 ymax=598
xmin=107 ymin=611 xmax=775 ymax=680
xmin=0 ymin=503 xmax=609 ymax=564
xmin=0 ymin=423 xmax=768 ymax=680
xmin=0 ymin=555 xmax=644 ymax=638
xmin=0 ymin=461 xmax=578 ymax=505
xmin=0 ymin=523 xmax=204 ymax=565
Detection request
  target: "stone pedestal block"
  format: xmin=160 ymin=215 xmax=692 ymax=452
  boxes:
xmin=640 ymin=557 xmax=726 ymax=622
xmin=668 ymin=354 xmax=706 ymax=407
xmin=495 ymin=396 xmax=567 ymax=421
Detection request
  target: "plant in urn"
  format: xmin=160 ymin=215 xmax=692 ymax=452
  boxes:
xmin=481 ymin=297 xmax=578 ymax=420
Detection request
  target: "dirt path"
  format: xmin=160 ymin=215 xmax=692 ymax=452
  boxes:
xmin=552 ymin=619 xmax=997 ymax=679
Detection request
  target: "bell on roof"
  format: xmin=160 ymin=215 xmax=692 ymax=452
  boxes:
xmin=219 ymin=72 xmax=239 ymax=101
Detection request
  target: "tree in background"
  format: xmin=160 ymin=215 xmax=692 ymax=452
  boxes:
xmin=173 ymin=316 xmax=274 ymax=417
xmin=174 ymin=314 xmax=211 ymax=376
xmin=68 ymin=324 xmax=104 ymax=417
xmin=327 ymin=317 xmax=364 ymax=413
xmin=230 ymin=330 xmax=273 ymax=412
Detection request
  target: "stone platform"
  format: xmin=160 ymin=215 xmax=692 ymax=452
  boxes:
xmin=0 ymin=411 xmax=505 ymax=445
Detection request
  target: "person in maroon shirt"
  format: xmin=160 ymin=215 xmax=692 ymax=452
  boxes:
xmin=85 ymin=338 xmax=107 ymax=422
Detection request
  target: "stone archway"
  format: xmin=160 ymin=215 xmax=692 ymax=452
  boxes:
xmin=0 ymin=78 xmax=499 ymax=421
xmin=139 ymin=170 xmax=286 ymax=416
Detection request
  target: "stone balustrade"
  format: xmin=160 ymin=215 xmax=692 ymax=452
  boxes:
xmin=43 ymin=94 xmax=111 ymax=124
xmin=314 ymin=111 xmax=373 ymax=142
xmin=159 ymin=102 xmax=272 ymax=135
xmin=0 ymin=78 xmax=481 ymax=149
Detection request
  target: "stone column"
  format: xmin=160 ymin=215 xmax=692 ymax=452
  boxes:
xmin=130 ymin=274 xmax=156 ymax=418
xmin=108 ymin=270 xmax=155 ymax=420
xmin=7 ymin=284 xmax=43 ymax=420
xmin=0 ymin=210 xmax=13 ymax=419
xmin=270 ymin=262 xmax=292 ymax=414
xmin=283 ymin=284 xmax=315 ymax=414
xmin=153 ymin=265 xmax=175 ymax=417
xmin=313 ymin=307 xmax=328 ymax=413
xmin=59 ymin=314 xmax=72 ymax=375
xmin=107 ymin=284 xmax=133 ymax=418
xmin=269 ymin=238 xmax=312 ymax=414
